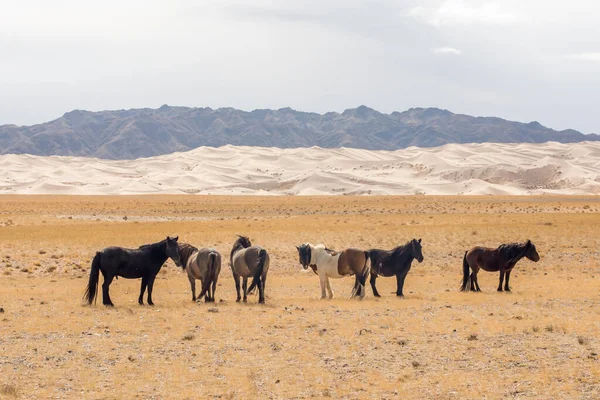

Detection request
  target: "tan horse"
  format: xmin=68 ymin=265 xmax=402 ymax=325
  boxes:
xmin=177 ymin=243 xmax=221 ymax=302
xmin=461 ymin=240 xmax=540 ymax=292
xmin=296 ymin=243 xmax=370 ymax=299
xmin=230 ymin=235 xmax=270 ymax=304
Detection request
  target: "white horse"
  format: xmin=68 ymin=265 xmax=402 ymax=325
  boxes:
xmin=296 ymin=243 xmax=370 ymax=299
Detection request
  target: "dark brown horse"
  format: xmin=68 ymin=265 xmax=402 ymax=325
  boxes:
xmin=461 ymin=240 xmax=540 ymax=292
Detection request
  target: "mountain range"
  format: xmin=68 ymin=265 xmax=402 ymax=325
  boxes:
xmin=1 ymin=105 xmax=598 ymax=159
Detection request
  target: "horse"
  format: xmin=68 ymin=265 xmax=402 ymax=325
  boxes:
xmin=230 ymin=235 xmax=270 ymax=303
xmin=460 ymin=240 xmax=540 ymax=292
xmin=296 ymin=243 xmax=370 ymax=299
xmin=83 ymin=236 xmax=181 ymax=307
xmin=176 ymin=242 xmax=221 ymax=302
xmin=367 ymin=238 xmax=423 ymax=297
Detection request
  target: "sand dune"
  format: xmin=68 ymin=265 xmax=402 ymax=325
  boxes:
xmin=1 ymin=142 xmax=600 ymax=195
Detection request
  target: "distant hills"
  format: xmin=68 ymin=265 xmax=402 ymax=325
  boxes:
xmin=1 ymin=105 xmax=598 ymax=159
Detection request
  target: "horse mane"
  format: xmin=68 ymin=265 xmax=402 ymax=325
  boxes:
xmin=230 ymin=236 xmax=251 ymax=261
xmin=138 ymin=239 xmax=166 ymax=252
xmin=497 ymin=242 xmax=528 ymax=263
xmin=177 ymin=243 xmax=198 ymax=270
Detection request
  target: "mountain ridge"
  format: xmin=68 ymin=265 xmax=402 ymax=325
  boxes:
xmin=1 ymin=105 xmax=598 ymax=159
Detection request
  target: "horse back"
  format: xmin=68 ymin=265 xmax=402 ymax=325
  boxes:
xmin=467 ymin=246 xmax=500 ymax=271
xmin=368 ymin=248 xmax=400 ymax=277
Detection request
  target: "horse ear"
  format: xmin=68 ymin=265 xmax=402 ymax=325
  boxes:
xmin=174 ymin=236 xmax=179 ymax=242
xmin=296 ymin=245 xmax=300 ymax=250
xmin=418 ymin=238 xmax=422 ymax=243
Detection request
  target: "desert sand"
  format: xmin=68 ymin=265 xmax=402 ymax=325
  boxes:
xmin=1 ymin=195 xmax=599 ymax=399
xmin=1 ymin=142 xmax=600 ymax=195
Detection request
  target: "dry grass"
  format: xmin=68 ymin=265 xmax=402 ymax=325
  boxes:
xmin=0 ymin=195 xmax=600 ymax=399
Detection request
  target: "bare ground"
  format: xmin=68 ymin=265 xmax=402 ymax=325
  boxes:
xmin=0 ymin=195 xmax=599 ymax=399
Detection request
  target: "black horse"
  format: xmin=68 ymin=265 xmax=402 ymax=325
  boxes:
xmin=367 ymin=238 xmax=424 ymax=297
xmin=83 ymin=236 xmax=181 ymax=307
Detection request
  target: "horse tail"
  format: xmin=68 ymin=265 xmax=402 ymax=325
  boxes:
xmin=363 ymin=251 xmax=370 ymax=277
xmin=247 ymin=249 xmax=267 ymax=294
xmin=84 ymin=252 xmax=102 ymax=305
xmin=460 ymin=251 xmax=470 ymax=292
xmin=198 ymin=252 xmax=218 ymax=299
xmin=352 ymin=251 xmax=371 ymax=298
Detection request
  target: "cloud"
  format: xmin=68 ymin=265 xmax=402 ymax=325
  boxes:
xmin=565 ymin=52 xmax=600 ymax=62
xmin=408 ymin=0 xmax=524 ymax=26
xmin=433 ymin=47 xmax=461 ymax=55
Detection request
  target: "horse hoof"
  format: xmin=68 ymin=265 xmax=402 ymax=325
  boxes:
xmin=105 ymin=303 xmax=114 ymax=307
xmin=148 ymin=302 xmax=154 ymax=306
xmin=497 ymin=289 xmax=503 ymax=292
xmin=374 ymin=294 xmax=381 ymax=298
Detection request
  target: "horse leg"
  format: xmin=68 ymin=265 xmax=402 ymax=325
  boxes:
xmin=497 ymin=270 xmax=505 ymax=292
xmin=188 ymin=275 xmax=196 ymax=302
xmin=259 ymin=274 xmax=266 ymax=303
xmin=139 ymin=275 xmax=149 ymax=305
xmin=397 ymin=271 xmax=409 ymax=297
xmin=318 ymin=274 xmax=327 ymax=299
xmin=370 ymin=272 xmax=381 ymax=297
xmin=504 ymin=270 xmax=512 ymax=292
xmin=395 ymin=273 xmax=404 ymax=297
xmin=258 ymin=278 xmax=265 ymax=304
xmin=146 ymin=275 xmax=156 ymax=306
xmin=211 ymin=275 xmax=218 ymax=302
xmin=473 ymin=272 xmax=481 ymax=292
xmin=233 ymin=273 xmax=241 ymax=302
xmin=326 ymin=277 xmax=334 ymax=299
xmin=101 ymin=273 xmax=115 ymax=307
xmin=359 ymin=272 xmax=367 ymax=299
xmin=242 ymin=277 xmax=248 ymax=303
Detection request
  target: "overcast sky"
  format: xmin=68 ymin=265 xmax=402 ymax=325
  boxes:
xmin=1 ymin=0 xmax=599 ymax=133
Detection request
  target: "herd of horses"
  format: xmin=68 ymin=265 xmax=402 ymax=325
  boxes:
xmin=83 ymin=235 xmax=540 ymax=306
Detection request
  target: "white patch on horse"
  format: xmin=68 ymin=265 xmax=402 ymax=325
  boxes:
xmin=311 ymin=244 xmax=344 ymax=279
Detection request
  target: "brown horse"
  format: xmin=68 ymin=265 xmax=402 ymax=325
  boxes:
xmin=176 ymin=243 xmax=221 ymax=302
xmin=461 ymin=240 xmax=540 ymax=292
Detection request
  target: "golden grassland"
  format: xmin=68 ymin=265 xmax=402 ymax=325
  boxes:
xmin=1 ymin=195 xmax=600 ymax=399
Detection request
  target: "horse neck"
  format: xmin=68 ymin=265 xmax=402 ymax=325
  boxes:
xmin=141 ymin=242 xmax=169 ymax=262
xmin=313 ymin=245 xmax=333 ymax=265
xmin=392 ymin=244 xmax=413 ymax=262
xmin=178 ymin=245 xmax=197 ymax=269
xmin=500 ymin=243 xmax=527 ymax=263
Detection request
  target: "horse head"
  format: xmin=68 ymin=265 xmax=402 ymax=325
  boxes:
xmin=296 ymin=243 xmax=312 ymax=269
xmin=524 ymin=240 xmax=540 ymax=262
xmin=235 ymin=235 xmax=252 ymax=249
xmin=165 ymin=236 xmax=182 ymax=266
xmin=411 ymin=238 xmax=424 ymax=263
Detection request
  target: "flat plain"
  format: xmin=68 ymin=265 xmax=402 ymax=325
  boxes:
xmin=1 ymin=195 xmax=599 ymax=399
